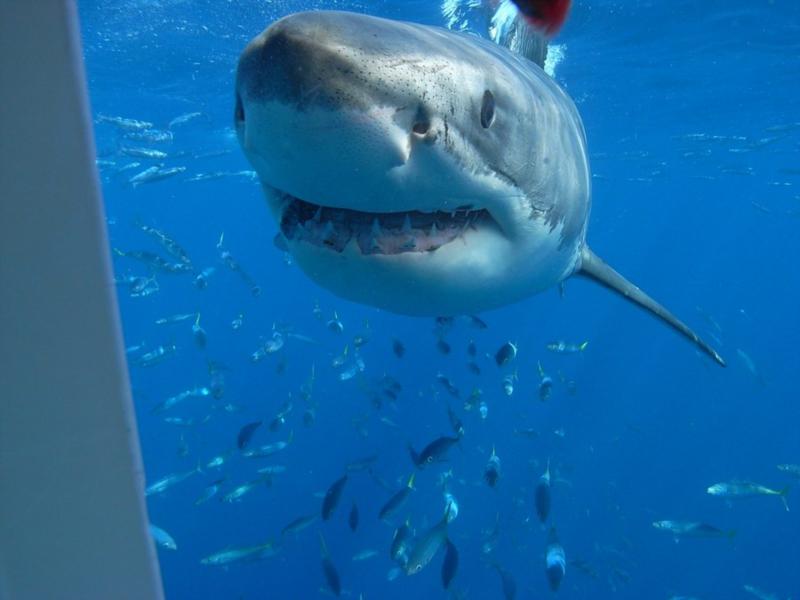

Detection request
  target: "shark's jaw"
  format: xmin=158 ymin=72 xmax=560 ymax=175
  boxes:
xmin=276 ymin=190 xmax=501 ymax=256
xmin=258 ymin=181 xmax=573 ymax=317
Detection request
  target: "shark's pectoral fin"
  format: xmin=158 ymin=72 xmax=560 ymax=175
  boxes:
xmin=575 ymin=246 xmax=726 ymax=367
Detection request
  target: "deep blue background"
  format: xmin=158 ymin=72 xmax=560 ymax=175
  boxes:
xmin=80 ymin=1 xmax=799 ymax=598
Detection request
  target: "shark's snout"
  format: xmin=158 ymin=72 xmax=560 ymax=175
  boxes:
xmin=238 ymin=12 xmax=381 ymax=114
xmin=238 ymin=17 xmax=331 ymax=110
xmin=236 ymin=12 xmax=443 ymax=141
xmin=235 ymin=11 xmax=484 ymax=217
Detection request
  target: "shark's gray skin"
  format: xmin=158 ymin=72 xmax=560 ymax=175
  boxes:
xmin=234 ymin=10 xmax=725 ymax=366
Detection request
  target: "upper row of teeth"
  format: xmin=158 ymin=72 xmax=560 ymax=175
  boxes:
xmin=290 ymin=212 xmax=476 ymax=254
xmin=304 ymin=207 xmax=454 ymax=235
xmin=303 ymin=204 xmax=478 ymax=229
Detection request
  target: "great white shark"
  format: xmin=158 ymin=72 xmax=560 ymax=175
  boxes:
xmin=234 ymin=10 xmax=725 ymax=366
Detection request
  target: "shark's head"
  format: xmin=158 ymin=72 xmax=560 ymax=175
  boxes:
xmin=235 ymin=10 xmax=591 ymax=315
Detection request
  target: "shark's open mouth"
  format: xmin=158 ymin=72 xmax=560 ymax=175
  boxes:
xmin=279 ymin=194 xmax=497 ymax=255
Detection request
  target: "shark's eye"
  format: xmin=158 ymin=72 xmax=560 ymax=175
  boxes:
xmin=412 ymin=106 xmax=431 ymax=136
xmin=412 ymin=121 xmax=430 ymax=135
xmin=480 ymin=90 xmax=495 ymax=128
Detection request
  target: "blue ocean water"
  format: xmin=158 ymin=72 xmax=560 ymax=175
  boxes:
xmin=79 ymin=1 xmax=799 ymax=598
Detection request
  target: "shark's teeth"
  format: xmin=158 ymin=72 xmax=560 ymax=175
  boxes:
xmin=401 ymin=214 xmax=412 ymax=234
xmin=357 ymin=234 xmax=383 ymax=255
xmin=342 ymin=237 xmax=359 ymax=254
xmin=279 ymin=195 xmax=496 ymax=256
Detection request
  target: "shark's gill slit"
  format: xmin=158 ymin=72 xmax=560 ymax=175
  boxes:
xmin=278 ymin=194 xmax=497 ymax=255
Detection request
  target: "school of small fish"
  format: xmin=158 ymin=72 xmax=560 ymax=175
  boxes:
xmin=118 ymin=204 xmax=791 ymax=597
xmin=91 ymin=3 xmax=798 ymax=598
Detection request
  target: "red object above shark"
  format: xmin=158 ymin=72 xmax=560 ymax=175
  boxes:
xmin=510 ymin=0 xmax=572 ymax=36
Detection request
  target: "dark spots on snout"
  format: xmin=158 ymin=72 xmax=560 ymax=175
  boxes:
xmin=236 ymin=23 xmax=372 ymax=112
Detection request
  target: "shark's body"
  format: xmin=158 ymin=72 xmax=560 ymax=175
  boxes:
xmin=235 ymin=10 xmax=724 ymax=366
